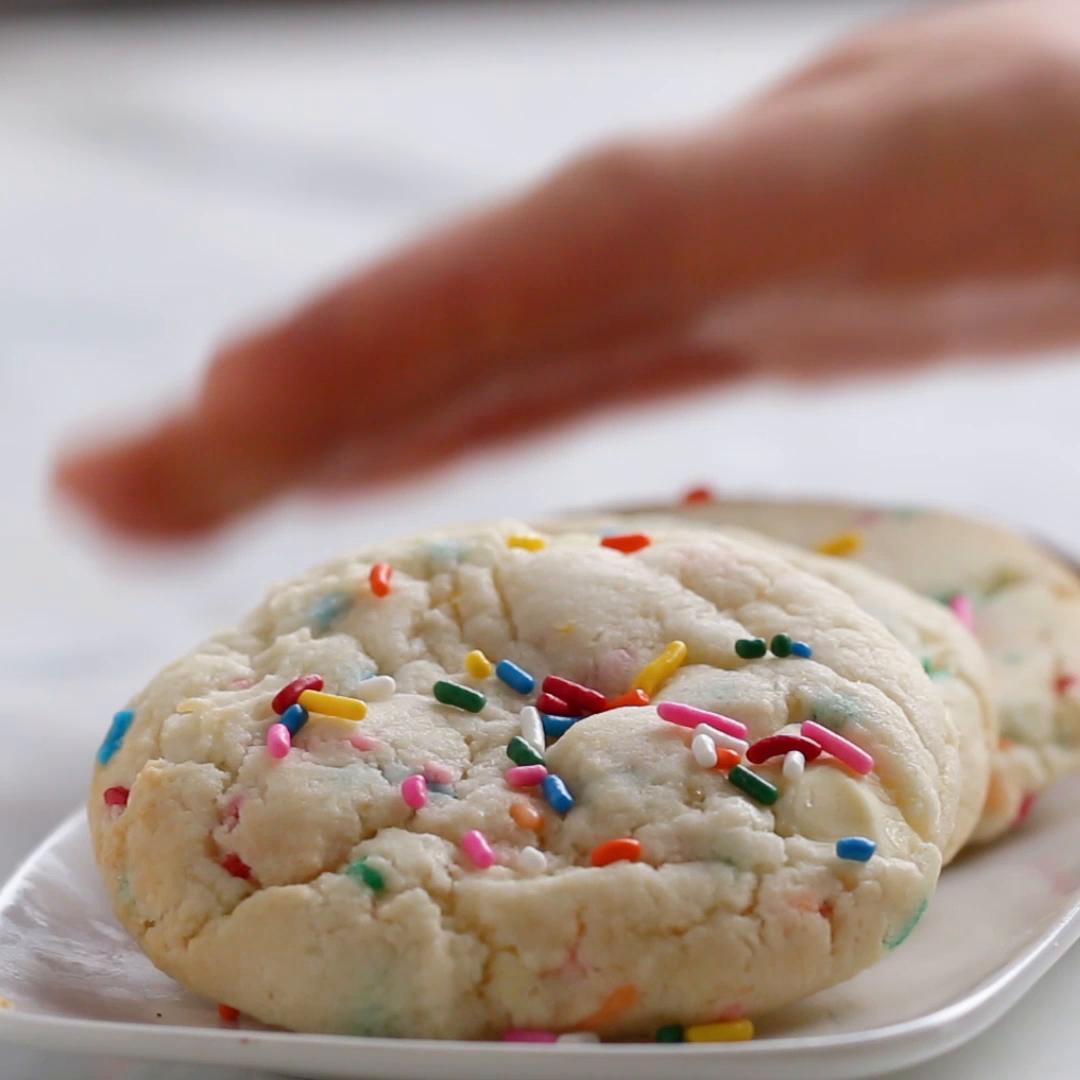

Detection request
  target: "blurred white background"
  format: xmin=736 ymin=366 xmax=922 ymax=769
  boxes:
xmin=4 ymin=1 xmax=1080 ymax=1076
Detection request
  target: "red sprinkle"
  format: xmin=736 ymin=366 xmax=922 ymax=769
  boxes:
xmin=604 ymin=688 xmax=651 ymax=710
xmin=542 ymin=675 xmax=607 ymax=716
xmin=746 ymin=734 xmax=823 ymax=765
xmin=218 ymin=1004 xmax=240 ymax=1023
xmin=271 ymin=674 xmax=324 ymax=716
xmin=1015 ymin=792 xmax=1038 ymax=827
xmin=370 ymin=562 xmax=393 ymax=598
xmin=537 ymin=692 xmax=577 ymax=717
xmin=1055 ymin=674 xmax=1077 ymax=695
xmin=601 ymin=532 xmax=651 ymax=554
xmin=222 ymin=853 xmax=252 ymax=880
xmin=682 ymin=485 xmax=715 ymax=504
xmin=103 ymin=786 xmax=129 ymax=808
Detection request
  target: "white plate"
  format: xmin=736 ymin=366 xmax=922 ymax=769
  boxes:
xmin=3 ymin=788 xmax=1080 ymax=1080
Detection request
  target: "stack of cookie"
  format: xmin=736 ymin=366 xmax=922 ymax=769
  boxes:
xmin=88 ymin=501 xmax=1080 ymax=1041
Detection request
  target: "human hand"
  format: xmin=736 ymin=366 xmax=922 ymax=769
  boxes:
xmin=55 ymin=0 xmax=1080 ymax=537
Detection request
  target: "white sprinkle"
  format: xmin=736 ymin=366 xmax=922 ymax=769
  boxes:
xmin=557 ymin=1032 xmax=600 ymax=1044
xmin=353 ymin=675 xmax=396 ymax=702
xmin=783 ymin=750 xmax=806 ymax=782
xmin=691 ymin=732 xmax=718 ymax=768
xmin=518 ymin=846 xmax=547 ymax=875
xmin=519 ymin=706 xmax=545 ymax=753
xmin=694 ymin=724 xmax=750 ymax=756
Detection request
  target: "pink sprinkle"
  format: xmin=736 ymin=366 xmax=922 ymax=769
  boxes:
xmin=656 ymin=702 xmax=749 ymax=739
xmin=1055 ymin=674 xmax=1077 ymax=696
xmin=227 ymin=677 xmax=255 ymax=690
xmin=401 ymin=774 xmax=429 ymax=810
xmin=424 ymin=762 xmax=455 ymax=785
xmin=503 ymin=1029 xmax=558 ymax=1043
xmin=801 ymin=720 xmax=874 ymax=775
xmin=350 ymin=732 xmax=379 ymax=752
xmin=103 ymin=786 xmax=129 ymax=808
xmin=506 ymin=764 xmax=548 ymax=788
xmin=223 ymin=795 xmax=244 ymax=829
xmin=266 ymin=723 xmax=291 ymax=759
xmin=949 ymin=593 xmax=976 ymax=632
xmin=462 ymin=829 xmax=496 ymax=869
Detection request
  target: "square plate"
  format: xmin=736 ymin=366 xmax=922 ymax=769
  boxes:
xmin=3 ymin=785 xmax=1080 ymax=1080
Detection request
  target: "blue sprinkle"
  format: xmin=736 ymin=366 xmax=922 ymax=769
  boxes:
xmin=836 ymin=836 xmax=876 ymax=862
xmin=541 ymin=713 xmax=581 ymax=738
xmin=427 ymin=782 xmax=456 ymax=797
xmin=311 ymin=591 xmax=354 ymax=633
xmin=280 ymin=703 xmax=309 ymax=736
xmin=542 ymin=774 xmax=575 ymax=815
xmin=495 ymin=659 xmax=535 ymax=695
xmin=97 ymin=709 xmax=135 ymax=766
xmin=425 ymin=540 xmax=465 ymax=567
xmin=791 ymin=641 xmax=813 ymax=659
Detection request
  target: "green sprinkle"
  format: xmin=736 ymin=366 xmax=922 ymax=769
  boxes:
xmin=884 ymin=898 xmax=927 ymax=950
xmin=506 ymin=735 xmax=545 ymax=767
xmin=433 ymin=679 xmax=486 ymax=713
xmin=656 ymin=1024 xmax=684 ymax=1043
xmin=346 ymin=858 xmax=385 ymax=893
xmin=735 ymin=637 xmax=767 ymax=660
xmin=921 ymin=657 xmax=935 ymax=675
xmin=769 ymin=633 xmax=792 ymax=658
xmin=729 ymin=764 xmax=779 ymax=806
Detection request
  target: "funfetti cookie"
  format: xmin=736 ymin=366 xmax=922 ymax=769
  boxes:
xmin=550 ymin=516 xmax=996 ymax=863
xmin=90 ymin=524 xmax=958 ymax=1040
xmin=622 ymin=497 xmax=1080 ymax=844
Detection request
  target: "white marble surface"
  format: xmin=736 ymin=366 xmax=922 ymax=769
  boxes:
xmin=3 ymin=2 xmax=1080 ymax=1076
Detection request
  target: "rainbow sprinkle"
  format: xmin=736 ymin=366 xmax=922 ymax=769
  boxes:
xmin=632 ymin=641 xmax=688 ymax=695
xmin=97 ymin=709 xmax=134 ymax=766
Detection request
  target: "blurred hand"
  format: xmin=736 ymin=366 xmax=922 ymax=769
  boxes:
xmin=55 ymin=0 xmax=1080 ymax=537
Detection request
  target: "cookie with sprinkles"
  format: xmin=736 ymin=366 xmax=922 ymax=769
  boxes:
xmin=614 ymin=497 xmax=1079 ymax=846
xmin=553 ymin=512 xmax=996 ymax=863
xmin=89 ymin=523 xmax=956 ymax=1039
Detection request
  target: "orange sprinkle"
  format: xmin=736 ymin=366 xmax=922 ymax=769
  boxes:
xmin=604 ymin=688 xmax=650 ymax=710
xmin=713 ymin=748 xmax=742 ymax=770
xmin=601 ymin=533 xmax=651 ymax=554
xmin=576 ymin=984 xmax=640 ymax=1031
xmin=369 ymin=562 xmax=393 ymax=598
xmin=682 ymin=485 xmax=715 ymax=504
xmin=217 ymin=1004 xmax=240 ymax=1023
xmin=510 ymin=802 xmax=543 ymax=832
xmin=590 ymin=838 xmax=643 ymax=868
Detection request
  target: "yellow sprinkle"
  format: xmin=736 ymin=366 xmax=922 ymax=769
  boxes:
xmin=557 ymin=623 xmax=576 ymax=635
xmin=465 ymin=649 xmax=494 ymax=679
xmin=632 ymin=640 xmax=688 ymax=696
xmin=507 ymin=534 xmax=547 ymax=552
xmin=0 ymin=996 xmax=12 ymax=1010
xmin=685 ymin=1019 xmax=754 ymax=1043
xmin=815 ymin=530 xmax=863 ymax=557
xmin=175 ymin=700 xmax=199 ymax=714
xmin=297 ymin=690 xmax=367 ymax=722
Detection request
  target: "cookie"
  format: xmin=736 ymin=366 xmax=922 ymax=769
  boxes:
xmin=623 ymin=497 xmax=1080 ymax=843
xmin=90 ymin=524 xmax=956 ymax=1039
xmin=551 ymin=515 xmax=995 ymax=862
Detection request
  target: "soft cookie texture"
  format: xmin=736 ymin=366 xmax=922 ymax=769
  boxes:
xmin=90 ymin=525 xmax=957 ymax=1039
xmin=625 ymin=498 xmax=1080 ymax=844
xmin=552 ymin=515 xmax=996 ymax=863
